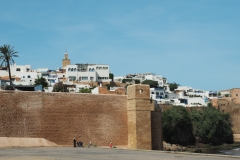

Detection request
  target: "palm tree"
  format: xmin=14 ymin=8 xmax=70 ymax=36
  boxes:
xmin=0 ymin=44 xmax=18 ymax=89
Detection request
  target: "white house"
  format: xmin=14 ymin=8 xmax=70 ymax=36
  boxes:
xmin=36 ymin=68 xmax=59 ymax=87
xmin=150 ymin=85 xmax=214 ymax=107
xmin=170 ymin=86 xmax=217 ymax=107
xmin=114 ymin=73 xmax=168 ymax=87
xmin=150 ymin=88 xmax=179 ymax=104
xmin=144 ymin=74 xmax=166 ymax=87
xmin=66 ymin=63 xmax=110 ymax=82
xmin=8 ymin=64 xmax=38 ymax=85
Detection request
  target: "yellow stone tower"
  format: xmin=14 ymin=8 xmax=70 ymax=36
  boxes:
xmin=62 ymin=52 xmax=71 ymax=69
xmin=127 ymin=84 xmax=154 ymax=150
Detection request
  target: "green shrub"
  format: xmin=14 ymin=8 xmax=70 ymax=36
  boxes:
xmin=79 ymin=88 xmax=91 ymax=93
xmin=134 ymin=80 xmax=140 ymax=84
xmin=162 ymin=104 xmax=233 ymax=146
xmin=52 ymin=82 xmax=69 ymax=92
xmin=141 ymin=80 xmax=158 ymax=88
xmin=190 ymin=104 xmax=233 ymax=145
xmin=162 ymin=106 xmax=195 ymax=146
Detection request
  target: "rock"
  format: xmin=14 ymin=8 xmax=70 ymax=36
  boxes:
xmin=182 ymin=147 xmax=186 ymax=151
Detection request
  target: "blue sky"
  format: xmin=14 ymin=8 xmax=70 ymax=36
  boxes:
xmin=0 ymin=0 xmax=240 ymax=91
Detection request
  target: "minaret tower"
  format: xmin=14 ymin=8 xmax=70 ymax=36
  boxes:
xmin=62 ymin=49 xmax=71 ymax=69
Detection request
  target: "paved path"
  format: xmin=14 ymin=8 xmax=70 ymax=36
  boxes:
xmin=0 ymin=147 xmax=239 ymax=160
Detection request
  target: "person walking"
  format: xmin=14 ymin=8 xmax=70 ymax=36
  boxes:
xmin=73 ymin=138 xmax=77 ymax=148
xmin=109 ymin=142 xmax=113 ymax=148
xmin=88 ymin=141 xmax=92 ymax=148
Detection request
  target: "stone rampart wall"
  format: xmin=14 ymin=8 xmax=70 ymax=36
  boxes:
xmin=0 ymin=91 xmax=128 ymax=146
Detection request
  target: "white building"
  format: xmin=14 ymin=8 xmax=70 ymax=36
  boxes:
xmin=144 ymin=74 xmax=166 ymax=87
xmin=0 ymin=64 xmax=38 ymax=85
xmin=114 ymin=73 xmax=168 ymax=87
xmin=35 ymin=68 xmax=59 ymax=87
xmin=66 ymin=63 xmax=110 ymax=82
xmin=150 ymin=88 xmax=179 ymax=104
xmin=169 ymin=86 xmax=217 ymax=107
xmin=0 ymin=64 xmax=62 ymax=90
xmin=150 ymin=85 xmax=214 ymax=107
xmin=175 ymin=86 xmax=218 ymax=99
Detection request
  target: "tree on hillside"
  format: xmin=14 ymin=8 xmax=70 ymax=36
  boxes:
xmin=0 ymin=44 xmax=18 ymax=89
xmin=109 ymin=73 xmax=114 ymax=81
xmin=134 ymin=79 xmax=140 ymax=84
xmin=34 ymin=76 xmax=48 ymax=89
xmin=52 ymin=82 xmax=69 ymax=92
xmin=168 ymin=82 xmax=179 ymax=91
xmin=141 ymin=80 xmax=158 ymax=88
xmin=162 ymin=106 xmax=195 ymax=145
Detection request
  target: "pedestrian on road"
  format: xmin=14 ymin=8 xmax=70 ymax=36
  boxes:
xmin=109 ymin=142 xmax=113 ymax=148
xmin=73 ymin=138 xmax=77 ymax=148
xmin=88 ymin=141 xmax=92 ymax=148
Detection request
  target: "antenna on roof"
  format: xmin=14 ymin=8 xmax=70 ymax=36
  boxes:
xmin=65 ymin=47 xmax=67 ymax=53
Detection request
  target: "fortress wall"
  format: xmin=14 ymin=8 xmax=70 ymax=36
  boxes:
xmin=0 ymin=91 xmax=128 ymax=146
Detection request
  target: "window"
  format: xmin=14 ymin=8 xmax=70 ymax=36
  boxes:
xmin=236 ymin=94 xmax=238 ymax=97
xmin=89 ymin=68 xmax=95 ymax=72
xmin=90 ymin=77 xmax=94 ymax=81
xmin=68 ymin=68 xmax=71 ymax=71
xmin=63 ymin=75 xmax=65 ymax=77
xmin=22 ymin=76 xmax=25 ymax=78
xmin=151 ymin=92 xmax=154 ymax=94
xmin=74 ymin=68 xmax=77 ymax=72
xmin=156 ymin=92 xmax=159 ymax=96
xmin=16 ymin=68 xmax=20 ymax=71
xmin=27 ymin=75 xmax=31 ymax=78
xmin=69 ymin=76 xmax=76 ymax=81
xmin=82 ymin=77 xmax=88 ymax=80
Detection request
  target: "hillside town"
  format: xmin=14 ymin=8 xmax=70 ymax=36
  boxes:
xmin=0 ymin=51 xmax=235 ymax=108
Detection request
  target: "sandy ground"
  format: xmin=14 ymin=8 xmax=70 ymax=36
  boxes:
xmin=0 ymin=137 xmax=57 ymax=148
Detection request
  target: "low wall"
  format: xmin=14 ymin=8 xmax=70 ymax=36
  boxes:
xmin=233 ymin=134 xmax=240 ymax=143
xmin=0 ymin=91 xmax=128 ymax=146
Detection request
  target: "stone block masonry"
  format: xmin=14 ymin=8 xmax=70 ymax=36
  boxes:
xmin=127 ymin=85 xmax=155 ymax=150
xmin=0 ymin=84 xmax=163 ymax=150
xmin=0 ymin=91 xmax=128 ymax=146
